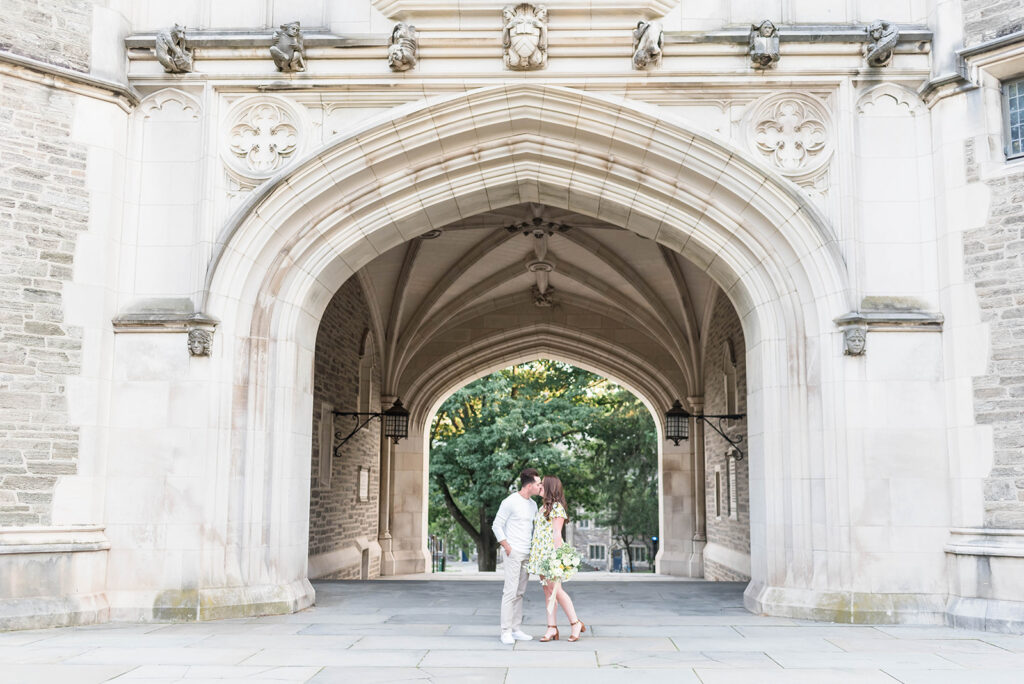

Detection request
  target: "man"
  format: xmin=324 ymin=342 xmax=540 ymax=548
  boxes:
xmin=492 ymin=467 xmax=541 ymax=645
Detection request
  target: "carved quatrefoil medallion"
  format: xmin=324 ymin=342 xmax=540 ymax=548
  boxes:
xmin=223 ymin=97 xmax=304 ymax=181
xmin=744 ymin=93 xmax=834 ymax=184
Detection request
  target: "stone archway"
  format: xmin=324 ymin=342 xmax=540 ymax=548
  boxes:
xmin=201 ymin=83 xmax=863 ymax=622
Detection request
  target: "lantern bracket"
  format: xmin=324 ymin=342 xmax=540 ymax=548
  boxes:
xmin=665 ymin=399 xmax=747 ymax=460
xmin=332 ymin=399 xmax=409 ymax=455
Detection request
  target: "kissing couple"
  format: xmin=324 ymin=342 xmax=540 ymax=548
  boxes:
xmin=492 ymin=467 xmax=585 ymax=645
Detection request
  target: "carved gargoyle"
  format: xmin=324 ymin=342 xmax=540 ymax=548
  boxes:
xmin=503 ymin=3 xmax=548 ymax=71
xmin=155 ymin=24 xmax=193 ymax=73
xmin=270 ymin=21 xmax=306 ymax=72
xmin=749 ymin=20 xmax=780 ymax=69
xmin=388 ymin=23 xmax=418 ymax=72
xmin=865 ymin=20 xmax=899 ymax=68
xmin=632 ymin=20 xmax=664 ymax=70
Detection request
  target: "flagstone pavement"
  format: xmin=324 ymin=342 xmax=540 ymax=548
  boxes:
xmin=2 ymin=578 xmax=1024 ymax=683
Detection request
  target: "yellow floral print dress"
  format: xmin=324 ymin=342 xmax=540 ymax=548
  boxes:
xmin=527 ymin=502 xmax=566 ymax=578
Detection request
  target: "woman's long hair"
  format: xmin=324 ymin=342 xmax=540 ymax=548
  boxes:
xmin=541 ymin=475 xmax=569 ymax=521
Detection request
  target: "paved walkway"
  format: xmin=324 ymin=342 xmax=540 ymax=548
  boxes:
xmin=2 ymin=579 xmax=1024 ymax=683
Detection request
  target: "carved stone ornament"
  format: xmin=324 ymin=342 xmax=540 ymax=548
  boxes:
xmin=632 ymin=20 xmax=664 ymax=70
xmin=749 ymin=20 xmax=780 ymax=69
xmin=155 ymin=24 xmax=193 ymax=73
xmin=843 ymin=326 xmax=867 ymax=356
xmin=188 ymin=328 xmax=213 ymax=357
xmin=865 ymin=20 xmax=899 ymax=68
xmin=745 ymin=93 xmax=833 ymax=182
xmin=503 ymin=4 xmax=548 ymax=71
xmin=270 ymin=21 xmax=306 ymax=72
xmin=225 ymin=98 xmax=301 ymax=179
xmin=388 ymin=23 xmax=418 ymax=72
xmin=532 ymin=284 xmax=554 ymax=307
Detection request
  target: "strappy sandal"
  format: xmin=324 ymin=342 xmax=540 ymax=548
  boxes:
xmin=568 ymin=619 xmax=586 ymax=642
xmin=539 ymin=625 xmax=559 ymax=642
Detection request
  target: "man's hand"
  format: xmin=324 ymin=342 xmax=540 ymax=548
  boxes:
xmin=500 ymin=540 xmax=512 ymax=556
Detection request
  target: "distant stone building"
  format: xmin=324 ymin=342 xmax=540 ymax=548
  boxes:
xmin=568 ymin=517 xmax=653 ymax=572
xmin=2 ymin=0 xmax=1024 ymax=634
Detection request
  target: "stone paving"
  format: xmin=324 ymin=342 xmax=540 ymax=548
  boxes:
xmin=2 ymin=579 xmax=1024 ymax=683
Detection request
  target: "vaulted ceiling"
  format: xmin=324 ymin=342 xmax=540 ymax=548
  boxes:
xmin=351 ymin=203 xmax=729 ymax=422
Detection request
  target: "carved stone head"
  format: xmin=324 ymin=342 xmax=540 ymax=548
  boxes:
xmin=188 ymin=328 xmax=213 ymax=357
xmin=843 ymin=326 xmax=867 ymax=356
xmin=282 ymin=21 xmax=301 ymax=37
xmin=756 ymin=19 xmax=777 ymax=37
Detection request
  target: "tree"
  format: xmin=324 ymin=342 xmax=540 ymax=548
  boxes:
xmin=576 ymin=388 xmax=659 ymax=573
xmin=429 ymin=361 xmax=604 ymax=570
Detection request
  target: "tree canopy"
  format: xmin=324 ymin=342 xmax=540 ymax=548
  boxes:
xmin=428 ymin=359 xmax=658 ymax=571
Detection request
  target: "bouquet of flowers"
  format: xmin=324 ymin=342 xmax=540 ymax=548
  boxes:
xmin=540 ymin=544 xmax=581 ymax=611
xmin=540 ymin=543 xmax=581 ymax=583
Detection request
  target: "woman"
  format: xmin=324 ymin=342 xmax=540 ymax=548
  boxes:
xmin=527 ymin=475 xmax=585 ymax=642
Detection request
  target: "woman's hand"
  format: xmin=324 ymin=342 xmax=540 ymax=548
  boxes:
xmin=552 ymin=516 xmax=564 ymax=550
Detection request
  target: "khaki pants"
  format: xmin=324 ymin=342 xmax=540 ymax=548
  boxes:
xmin=500 ymin=549 xmax=530 ymax=632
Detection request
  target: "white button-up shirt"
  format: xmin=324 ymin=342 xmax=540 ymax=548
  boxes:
xmin=491 ymin=491 xmax=538 ymax=554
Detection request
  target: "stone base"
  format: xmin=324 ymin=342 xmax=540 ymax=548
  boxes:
xmin=946 ymin=596 xmax=1024 ymax=633
xmin=108 ymin=579 xmax=315 ymax=622
xmin=0 ymin=526 xmax=111 ymax=631
xmin=745 ymin=581 xmax=947 ymax=625
xmin=655 ymin=548 xmax=703 ymax=577
xmin=391 ymin=548 xmax=430 ymax=575
xmin=308 ymin=538 xmax=382 ymax=579
xmin=945 ymin=528 xmax=1024 ymax=633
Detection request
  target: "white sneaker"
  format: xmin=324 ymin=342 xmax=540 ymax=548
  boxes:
xmin=511 ymin=629 xmax=533 ymax=641
xmin=500 ymin=631 xmax=515 ymax=645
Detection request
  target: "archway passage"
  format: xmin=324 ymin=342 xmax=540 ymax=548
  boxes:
xmin=304 ymin=203 xmax=753 ymax=586
xmin=427 ymin=360 xmax=664 ymax=575
xmin=205 ymin=83 xmax=885 ymax=624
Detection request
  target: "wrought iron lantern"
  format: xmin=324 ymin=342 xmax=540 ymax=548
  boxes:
xmin=334 ymin=398 xmax=410 ymax=454
xmin=664 ymin=399 xmax=747 ymax=460
xmin=665 ymin=400 xmax=690 ymax=445
xmin=382 ymin=399 xmax=409 ymax=444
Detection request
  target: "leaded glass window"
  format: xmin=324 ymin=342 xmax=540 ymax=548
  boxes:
xmin=1007 ymin=78 xmax=1024 ymax=159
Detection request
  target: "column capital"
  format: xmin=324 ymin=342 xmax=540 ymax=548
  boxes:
xmin=380 ymin=395 xmax=397 ymax=410
xmin=686 ymin=395 xmax=705 ymax=412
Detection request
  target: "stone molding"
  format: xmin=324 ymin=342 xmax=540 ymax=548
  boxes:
xmin=833 ymin=309 xmax=945 ymax=332
xmin=112 ymin=305 xmax=220 ymax=333
xmin=372 ymin=0 xmax=679 ymax=18
xmin=0 ymin=525 xmax=110 ymax=555
xmin=945 ymin=528 xmax=1024 ymax=558
xmin=0 ymin=49 xmax=139 ymax=111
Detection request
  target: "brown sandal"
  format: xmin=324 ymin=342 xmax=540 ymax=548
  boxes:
xmin=539 ymin=625 xmax=559 ymax=642
xmin=568 ymin=619 xmax=586 ymax=642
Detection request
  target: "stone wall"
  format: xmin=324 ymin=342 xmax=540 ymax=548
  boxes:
xmin=569 ymin=522 xmax=611 ymax=571
xmin=962 ymin=0 xmax=1024 ymax=47
xmin=0 ymin=0 xmax=93 ymax=71
xmin=308 ymin=277 xmax=381 ymax=578
xmin=0 ymin=75 xmax=89 ymax=526
xmin=963 ymin=169 xmax=1024 ymax=529
xmin=702 ymin=291 xmax=750 ymax=581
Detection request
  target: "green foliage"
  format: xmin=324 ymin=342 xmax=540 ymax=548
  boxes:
xmin=428 ymin=359 xmax=658 ymax=571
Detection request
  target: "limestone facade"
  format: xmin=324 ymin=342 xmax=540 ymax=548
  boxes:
xmin=0 ymin=0 xmax=1022 ymax=634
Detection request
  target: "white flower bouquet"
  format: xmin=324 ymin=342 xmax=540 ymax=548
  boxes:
xmin=540 ymin=544 xmax=581 ymax=610
xmin=540 ymin=543 xmax=581 ymax=583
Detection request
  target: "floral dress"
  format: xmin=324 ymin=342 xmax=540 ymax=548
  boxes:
xmin=527 ymin=502 xmax=566 ymax=577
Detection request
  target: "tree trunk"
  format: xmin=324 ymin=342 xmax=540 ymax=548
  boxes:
xmin=477 ymin=507 xmax=498 ymax=571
